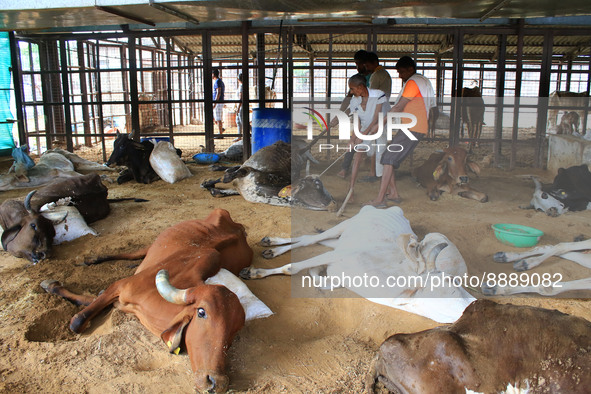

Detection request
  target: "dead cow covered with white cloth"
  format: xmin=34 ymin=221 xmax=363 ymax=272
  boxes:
xmin=240 ymin=206 xmax=475 ymax=323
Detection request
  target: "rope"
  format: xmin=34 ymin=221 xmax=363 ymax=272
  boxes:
xmin=318 ymin=151 xmax=347 ymax=177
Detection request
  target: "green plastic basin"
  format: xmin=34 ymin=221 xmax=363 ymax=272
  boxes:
xmin=492 ymin=223 xmax=544 ymax=248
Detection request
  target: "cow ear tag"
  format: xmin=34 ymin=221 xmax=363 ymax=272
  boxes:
xmin=166 ymin=341 xmax=181 ymax=355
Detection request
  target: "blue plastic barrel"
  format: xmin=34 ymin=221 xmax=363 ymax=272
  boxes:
xmin=141 ymin=137 xmax=170 ymax=144
xmin=251 ymin=108 xmax=291 ymax=153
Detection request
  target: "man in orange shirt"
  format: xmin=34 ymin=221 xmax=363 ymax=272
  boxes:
xmin=365 ymin=56 xmax=435 ymax=207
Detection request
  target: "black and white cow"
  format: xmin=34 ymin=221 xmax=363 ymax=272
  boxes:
xmin=522 ymin=165 xmax=591 ymax=216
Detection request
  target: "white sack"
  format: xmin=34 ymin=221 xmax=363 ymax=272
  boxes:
xmin=40 ymin=202 xmax=98 ymax=244
xmin=205 ymin=268 xmax=273 ymax=321
xmin=149 ymin=141 xmax=192 ymax=184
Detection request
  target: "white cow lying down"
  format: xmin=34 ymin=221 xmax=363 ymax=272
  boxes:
xmin=240 ymin=206 xmax=476 ymax=323
xmin=483 ymin=238 xmax=591 ymax=296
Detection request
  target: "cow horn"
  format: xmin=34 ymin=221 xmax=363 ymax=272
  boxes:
xmin=155 ymin=270 xmax=189 ymax=304
xmin=426 ymin=242 xmax=448 ymax=266
xmin=24 ymin=190 xmax=37 ymax=213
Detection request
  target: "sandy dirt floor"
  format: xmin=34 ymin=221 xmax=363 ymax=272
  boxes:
xmin=0 ymin=141 xmax=590 ymax=393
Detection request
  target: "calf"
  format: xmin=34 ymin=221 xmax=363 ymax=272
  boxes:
xmin=557 ymin=111 xmax=580 ymax=135
xmin=523 ymin=165 xmax=591 ymax=216
xmin=0 ymin=191 xmax=57 ymax=263
xmin=520 ymin=177 xmax=566 ymax=217
xmin=240 ymin=205 xmax=475 ymax=323
xmin=106 ymin=132 xmax=158 ymax=184
xmin=42 ymin=209 xmax=255 ymax=392
xmin=367 ymin=299 xmax=591 ymax=394
xmin=548 ymin=164 xmax=591 ymax=211
xmin=412 ymin=146 xmax=488 ymax=202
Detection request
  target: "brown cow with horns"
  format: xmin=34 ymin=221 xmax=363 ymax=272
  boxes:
xmin=412 ymin=146 xmax=488 ymax=203
xmin=41 ymin=209 xmax=253 ymax=392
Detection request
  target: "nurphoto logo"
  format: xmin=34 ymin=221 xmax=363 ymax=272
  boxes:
xmin=300 ymin=106 xmax=418 ymax=153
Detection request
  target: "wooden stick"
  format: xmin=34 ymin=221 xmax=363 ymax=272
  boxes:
xmin=336 ymin=186 xmax=354 ymax=217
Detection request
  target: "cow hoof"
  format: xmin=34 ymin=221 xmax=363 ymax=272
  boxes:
xmin=481 ymin=282 xmax=498 ymax=296
xmin=40 ymin=279 xmax=61 ymax=294
xmin=259 ymin=236 xmax=272 ymax=246
xmin=70 ymin=311 xmax=89 ymax=333
xmin=239 ymin=267 xmax=252 ymax=280
xmin=493 ymin=252 xmax=509 ymax=263
xmin=201 ymin=179 xmax=218 ymax=189
xmin=546 ymin=207 xmax=560 ymax=217
xmin=262 ymin=249 xmax=275 ymax=259
xmin=210 ymin=189 xmax=224 ymax=198
xmin=513 ymin=260 xmax=529 ymax=272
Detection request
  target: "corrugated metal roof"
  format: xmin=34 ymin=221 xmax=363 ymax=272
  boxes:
xmin=1 ymin=0 xmax=591 ymax=32
xmin=168 ymin=30 xmax=591 ymax=62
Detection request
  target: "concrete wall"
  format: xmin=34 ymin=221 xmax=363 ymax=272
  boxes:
xmin=548 ymin=134 xmax=591 ymax=174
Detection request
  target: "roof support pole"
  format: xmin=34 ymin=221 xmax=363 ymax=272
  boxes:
xmin=165 ymin=38 xmax=174 ymax=144
xmin=241 ymin=21 xmax=251 ymax=160
xmin=127 ymin=33 xmax=140 ymax=139
xmin=257 ymin=33 xmax=265 ymax=108
xmin=493 ymin=34 xmax=507 ymax=166
xmin=77 ymin=40 xmax=92 ymax=147
xmin=510 ymin=21 xmax=524 ymax=170
xmin=288 ymin=29 xmax=294 ymax=111
xmin=534 ymin=30 xmax=553 ymax=168
xmin=59 ymin=39 xmax=73 ymax=152
xmin=8 ymin=32 xmax=26 ymax=148
xmin=202 ymin=31 xmax=213 ymax=152
xmin=282 ymin=27 xmax=288 ymax=109
xmin=450 ymin=27 xmax=464 ymax=147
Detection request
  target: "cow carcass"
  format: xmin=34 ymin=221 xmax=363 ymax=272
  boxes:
xmin=41 ymin=209 xmax=271 ymax=393
xmin=240 ymin=205 xmax=475 ymax=323
xmin=460 ymin=86 xmax=485 ymax=151
xmin=482 ymin=238 xmax=591 ymax=296
xmin=106 ymin=133 xmax=159 ymax=184
xmin=202 ymin=141 xmax=336 ymax=211
xmin=367 ymin=299 xmax=591 ymax=394
xmin=412 ymin=146 xmax=488 ymax=203
xmin=522 ymin=165 xmax=591 ymax=216
xmin=547 ymin=91 xmax=588 ymax=134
